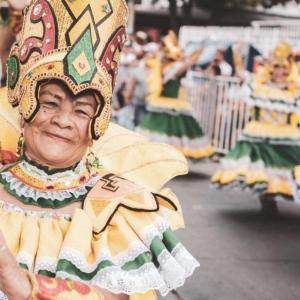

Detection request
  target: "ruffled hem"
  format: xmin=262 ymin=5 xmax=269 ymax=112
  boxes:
xmin=211 ymin=175 xmax=294 ymax=202
xmin=240 ymin=134 xmax=300 ymax=146
xmin=248 ymin=82 xmax=300 ymax=113
xmin=211 ymin=157 xmax=295 ymax=200
xmin=137 ymin=129 xmax=214 ymax=159
xmin=56 ymin=243 xmax=199 ymax=296
xmin=0 ymin=174 xmax=199 ymax=296
xmin=241 ymin=121 xmax=300 ymax=143
xmin=246 ymin=96 xmax=300 ymax=114
xmin=13 ymin=223 xmax=199 ymax=296
xmin=146 ymin=102 xmax=192 ymax=116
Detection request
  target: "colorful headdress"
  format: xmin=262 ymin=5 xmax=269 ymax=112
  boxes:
xmin=270 ymin=41 xmax=292 ymax=70
xmin=162 ymin=30 xmax=183 ymax=61
xmin=7 ymin=0 xmax=128 ymax=140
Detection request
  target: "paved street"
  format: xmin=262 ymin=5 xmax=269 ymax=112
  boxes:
xmin=159 ymin=162 xmax=300 ymax=300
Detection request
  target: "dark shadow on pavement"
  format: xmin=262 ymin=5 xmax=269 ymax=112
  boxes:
xmin=219 ymin=209 xmax=300 ymax=227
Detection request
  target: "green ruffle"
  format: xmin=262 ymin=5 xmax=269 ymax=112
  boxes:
xmin=161 ymin=78 xmax=181 ymax=98
xmin=227 ymin=141 xmax=300 ymax=169
xmin=139 ymin=111 xmax=204 ymax=139
xmin=20 ymin=228 xmax=180 ymax=279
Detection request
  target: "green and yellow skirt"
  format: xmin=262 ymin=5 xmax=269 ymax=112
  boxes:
xmin=138 ymin=106 xmax=214 ymax=160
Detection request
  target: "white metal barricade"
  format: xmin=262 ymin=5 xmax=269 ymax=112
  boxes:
xmin=183 ymin=74 xmax=251 ymax=154
xmin=179 ymin=26 xmax=252 ymax=48
xmin=251 ymin=21 xmax=300 ymax=56
xmin=179 ymin=25 xmax=300 ymax=58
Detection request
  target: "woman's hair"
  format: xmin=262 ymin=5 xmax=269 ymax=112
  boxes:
xmin=116 ymin=82 xmax=126 ymax=109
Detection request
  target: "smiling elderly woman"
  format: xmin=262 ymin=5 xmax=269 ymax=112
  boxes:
xmin=0 ymin=0 xmax=199 ymax=299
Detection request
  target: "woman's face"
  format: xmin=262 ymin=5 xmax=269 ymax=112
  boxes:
xmin=24 ymin=81 xmax=98 ymax=168
xmin=271 ymin=65 xmax=288 ymax=84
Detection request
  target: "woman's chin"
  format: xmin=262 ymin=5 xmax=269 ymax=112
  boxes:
xmin=37 ymin=149 xmax=78 ymax=168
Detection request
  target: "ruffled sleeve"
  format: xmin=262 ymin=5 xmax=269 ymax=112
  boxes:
xmin=55 ymin=174 xmax=199 ymax=297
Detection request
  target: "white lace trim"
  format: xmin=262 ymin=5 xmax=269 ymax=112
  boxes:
xmin=35 ymin=256 xmax=58 ymax=274
xmin=240 ymin=134 xmax=300 ymax=145
xmin=8 ymin=217 xmax=173 ymax=277
xmin=18 ymin=160 xmax=86 ymax=183
xmin=158 ymin=245 xmax=200 ymax=296
xmin=247 ymin=95 xmax=300 ymax=114
xmin=0 ymin=172 xmax=100 ymax=202
xmin=146 ymin=104 xmax=193 ymax=116
xmin=0 ymin=200 xmax=72 ymax=220
xmin=56 ymin=242 xmax=199 ymax=296
xmin=8 ymin=223 xmax=199 ymax=296
xmin=220 ymin=157 xmax=294 ymax=180
xmin=58 ymin=218 xmax=170 ymax=273
xmin=16 ymin=251 xmax=34 ymax=271
xmin=58 ymin=262 xmax=164 ymax=295
xmin=15 ymin=242 xmax=199 ymax=296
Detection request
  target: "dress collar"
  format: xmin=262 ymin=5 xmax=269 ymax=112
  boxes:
xmin=0 ymin=157 xmax=100 ymax=209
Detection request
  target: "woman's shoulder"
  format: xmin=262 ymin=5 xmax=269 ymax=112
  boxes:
xmin=84 ymin=169 xmax=183 ymax=233
xmin=63 ymin=170 xmax=198 ymax=297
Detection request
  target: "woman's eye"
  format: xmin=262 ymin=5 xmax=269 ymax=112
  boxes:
xmin=75 ymin=109 xmax=91 ymax=118
xmin=41 ymin=101 xmax=58 ymax=109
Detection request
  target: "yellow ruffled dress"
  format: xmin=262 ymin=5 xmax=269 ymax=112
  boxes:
xmin=137 ymin=56 xmax=214 ymax=160
xmin=212 ymin=65 xmax=300 ymax=202
xmin=0 ymin=88 xmax=199 ymax=300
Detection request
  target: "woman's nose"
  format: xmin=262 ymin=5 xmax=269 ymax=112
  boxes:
xmin=51 ymin=104 xmax=74 ymax=129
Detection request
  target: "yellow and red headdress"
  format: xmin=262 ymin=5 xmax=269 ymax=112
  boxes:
xmin=269 ymin=41 xmax=293 ymax=71
xmin=7 ymin=0 xmax=128 ymax=139
xmin=162 ymin=30 xmax=183 ymax=61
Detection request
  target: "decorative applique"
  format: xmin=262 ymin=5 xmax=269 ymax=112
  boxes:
xmin=19 ymin=0 xmax=57 ymax=64
xmin=65 ymin=28 xmax=97 ymax=85
xmin=99 ymin=173 xmax=122 ymax=192
xmin=7 ymin=56 xmax=19 ymax=89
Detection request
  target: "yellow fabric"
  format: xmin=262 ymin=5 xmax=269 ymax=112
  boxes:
xmin=1 ymin=171 xmax=183 ymax=256
xmin=145 ymin=56 xmax=189 ymax=106
xmin=162 ymin=31 xmax=184 ymax=61
xmin=0 ymin=173 xmax=183 ymax=299
xmin=147 ymin=96 xmax=192 ymax=111
xmin=145 ymin=56 xmax=163 ymax=99
xmin=251 ymin=80 xmax=300 ymax=103
xmin=179 ymin=145 xmax=214 ymax=160
xmin=294 ymin=165 xmax=300 ymax=181
xmin=243 ymin=120 xmax=300 ymax=140
xmin=0 ymin=88 xmax=20 ymax=153
xmin=83 ymin=172 xmax=184 ymax=235
xmin=95 ymin=123 xmax=188 ymax=192
xmin=290 ymin=113 xmax=300 ymax=127
xmin=129 ymin=290 xmax=157 ymax=300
